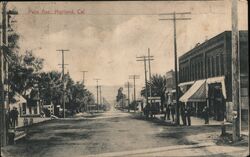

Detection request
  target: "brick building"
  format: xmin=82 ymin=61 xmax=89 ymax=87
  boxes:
xmin=178 ymin=31 xmax=248 ymax=122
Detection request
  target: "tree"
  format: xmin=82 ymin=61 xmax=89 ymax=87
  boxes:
xmin=141 ymin=74 xmax=167 ymax=112
xmin=38 ymin=71 xmax=62 ymax=106
xmin=116 ymin=87 xmax=126 ymax=108
xmin=8 ymin=51 xmax=44 ymax=101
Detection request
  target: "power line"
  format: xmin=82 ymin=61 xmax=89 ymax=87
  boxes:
xmin=94 ymin=78 xmax=101 ymax=112
xmin=125 ymin=81 xmax=133 ymax=112
xmin=57 ymin=49 xmax=69 ymax=118
xmin=136 ymin=56 xmax=153 ymax=113
xmin=159 ymin=11 xmax=191 ymax=125
xmin=129 ymin=75 xmax=140 ymax=112
xmin=80 ymin=71 xmax=88 ymax=85
xmin=147 ymin=48 xmax=154 ymax=100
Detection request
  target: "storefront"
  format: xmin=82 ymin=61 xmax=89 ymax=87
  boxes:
xmin=179 ymin=76 xmax=227 ymax=121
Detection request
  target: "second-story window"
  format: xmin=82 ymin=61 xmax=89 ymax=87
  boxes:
xmin=201 ymin=61 xmax=203 ymax=78
xmin=220 ymin=53 xmax=224 ymax=75
xmin=216 ymin=55 xmax=220 ymax=76
xmin=208 ymin=57 xmax=211 ymax=77
xmin=211 ymin=57 xmax=215 ymax=77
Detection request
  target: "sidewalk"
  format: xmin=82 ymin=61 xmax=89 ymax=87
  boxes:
xmin=156 ymin=114 xmax=249 ymax=136
xmin=153 ymin=114 xmax=232 ymax=126
xmin=133 ymin=111 xmax=249 ymax=138
xmin=15 ymin=116 xmax=50 ymax=129
xmin=9 ymin=117 xmax=51 ymax=142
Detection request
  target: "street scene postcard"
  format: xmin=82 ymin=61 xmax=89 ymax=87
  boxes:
xmin=0 ymin=1 xmax=249 ymax=157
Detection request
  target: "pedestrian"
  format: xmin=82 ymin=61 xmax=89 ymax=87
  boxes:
xmin=13 ymin=107 xmax=19 ymax=127
xmin=6 ymin=109 xmax=11 ymax=129
xmin=10 ymin=108 xmax=15 ymax=127
xmin=202 ymin=106 xmax=209 ymax=124
xmin=170 ymin=104 xmax=175 ymax=122
xmin=166 ymin=104 xmax=171 ymax=120
xmin=185 ymin=106 xmax=191 ymax=126
xmin=181 ymin=105 xmax=186 ymax=125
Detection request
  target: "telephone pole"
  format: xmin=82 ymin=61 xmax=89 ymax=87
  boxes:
xmin=80 ymin=71 xmax=88 ymax=111
xmin=125 ymin=81 xmax=132 ymax=112
xmin=94 ymin=79 xmax=100 ymax=112
xmin=159 ymin=12 xmax=191 ymax=125
xmin=129 ymin=75 xmax=140 ymax=100
xmin=129 ymin=75 xmax=140 ymax=112
xmin=137 ymin=56 xmax=153 ymax=111
xmin=99 ymin=85 xmax=102 ymax=105
xmin=231 ymin=0 xmax=241 ymax=141
xmin=80 ymin=71 xmax=88 ymax=85
xmin=57 ymin=49 xmax=69 ymax=118
xmin=0 ymin=1 xmax=8 ymax=149
xmin=147 ymin=48 xmax=154 ymax=109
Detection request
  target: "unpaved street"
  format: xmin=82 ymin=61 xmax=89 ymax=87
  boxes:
xmin=3 ymin=110 xmax=247 ymax=157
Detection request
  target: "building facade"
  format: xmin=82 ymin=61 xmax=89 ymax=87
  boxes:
xmin=178 ymin=31 xmax=248 ymax=122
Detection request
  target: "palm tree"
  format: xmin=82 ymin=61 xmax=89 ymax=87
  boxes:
xmin=141 ymin=74 xmax=167 ymax=112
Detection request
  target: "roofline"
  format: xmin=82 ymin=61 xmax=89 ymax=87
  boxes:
xmin=179 ymin=30 xmax=248 ymax=60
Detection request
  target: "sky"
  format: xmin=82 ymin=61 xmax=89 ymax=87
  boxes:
xmin=9 ymin=1 xmax=248 ymax=88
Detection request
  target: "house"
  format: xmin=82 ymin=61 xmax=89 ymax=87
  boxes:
xmin=178 ymin=31 xmax=248 ymax=123
xmin=9 ymin=92 xmax=27 ymax=117
xmin=25 ymin=89 xmax=41 ymax=116
xmin=42 ymin=103 xmax=54 ymax=117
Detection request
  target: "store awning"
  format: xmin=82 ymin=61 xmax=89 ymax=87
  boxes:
xmin=178 ymin=81 xmax=195 ymax=87
xmin=206 ymin=76 xmax=227 ymax=99
xmin=178 ymin=81 xmax=195 ymax=93
xmin=179 ymin=79 xmax=207 ymax=102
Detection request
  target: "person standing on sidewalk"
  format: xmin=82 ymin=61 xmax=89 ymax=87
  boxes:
xmin=181 ymin=105 xmax=186 ymax=125
xmin=13 ymin=107 xmax=19 ymax=127
xmin=165 ymin=104 xmax=171 ymax=120
xmin=10 ymin=108 xmax=15 ymax=127
xmin=170 ymin=103 xmax=175 ymax=122
xmin=185 ymin=106 xmax=191 ymax=126
xmin=202 ymin=106 xmax=209 ymax=124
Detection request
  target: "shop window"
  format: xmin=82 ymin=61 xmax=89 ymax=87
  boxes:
xmin=29 ymin=107 xmax=32 ymax=114
xmin=201 ymin=61 xmax=203 ymax=78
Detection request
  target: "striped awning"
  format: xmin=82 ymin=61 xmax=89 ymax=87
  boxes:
xmin=178 ymin=81 xmax=195 ymax=93
xmin=179 ymin=79 xmax=207 ymax=102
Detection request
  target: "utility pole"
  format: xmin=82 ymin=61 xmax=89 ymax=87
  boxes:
xmin=148 ymin=48 xmax=153 ymax=98
xmin=0 ymin=2 xmax=8 ymax=149
xmin=80 ymin=71 xmax=88 ymax=85
xmin=147 ymin=48 xmax=154 ymax=111
xmin=129 ymin=75 xmax=140 ymax=112
xmin=94 ymin=79 xmax=100 ymax=112
xmin=137 ymin=56 xmax=153 ymax=111
xmin=80 ymin=71 xmax=88 ymax=112
xmin=57 ymin=49 xmax=69 ymax=118
xmin=125 ymin=81 xmax=132 ymax=112
xmin=99 ymin=85 xmax=102 ymax=106
xmin=159 ymin=12 xmax=191 ymax=125
xmin=231 ymin=0 xmax=241 ymax=141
